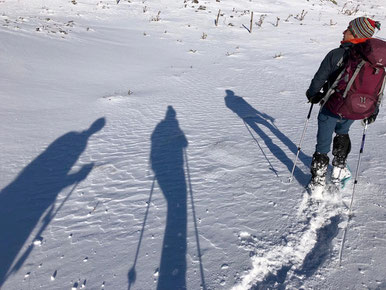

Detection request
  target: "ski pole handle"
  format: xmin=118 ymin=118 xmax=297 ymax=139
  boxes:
xmin=307 ymin=103 xmax=314 ymax=119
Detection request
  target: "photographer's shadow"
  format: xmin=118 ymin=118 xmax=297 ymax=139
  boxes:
xmin=150 ymin=106 xmax=188 ymax=290
xmin=225 ymin=90 xmax=310 ymax=185
xmin=0 ymin=118 xmax=105 ymax=287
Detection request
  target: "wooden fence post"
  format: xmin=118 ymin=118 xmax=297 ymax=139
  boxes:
xmin=216 ymin=9 xmax=221 ymax=26
xmin=250 ymin=11 xmax=253 ymax=33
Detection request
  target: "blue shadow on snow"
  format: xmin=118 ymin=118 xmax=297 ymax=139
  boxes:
xmin=224 ymin=90 xmax=311 ymax=186
xmin=0 ymin=118 xmax=105 ymax=287
xmin=148 ymin=106 xmax=206 ymax=290
xmin=295 ymin=215 xmax=340 ymax=277
xmin=151 ymin=106 xmax=188 ymax=289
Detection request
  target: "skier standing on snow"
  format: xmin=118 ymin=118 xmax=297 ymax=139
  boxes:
xmin=306 ymin=17 xmax=382 ymax=191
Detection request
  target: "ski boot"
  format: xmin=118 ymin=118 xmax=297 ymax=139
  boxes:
xmin=308 ymin=152 xmax=329 ymax=196
xmin=331 ymin=134 xmax=352 ymax=190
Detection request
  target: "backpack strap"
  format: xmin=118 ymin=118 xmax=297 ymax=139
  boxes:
xmin=377 ymin=69 xmax=386 ymax=106
xmin=319 ymin=56 xmax=346 ymax=107
xmin=341 ymin=60 xmax=366 ymax=99
xmin=320 ymin=46 xmax=352 ymax=108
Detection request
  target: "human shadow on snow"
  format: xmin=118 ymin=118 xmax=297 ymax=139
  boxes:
xmin=150 ymin=106 xmax=188 ymax=289
xmin=224 ymin=90 xmax=311 ymax=186
xmin=138 ymin=106 xmax=206 ymax=290
xmin=0 ymin=118 xmax=105 ymax=287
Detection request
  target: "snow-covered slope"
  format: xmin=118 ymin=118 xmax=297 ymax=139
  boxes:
xmin=1 ymin=0 xmax=386 ymax=289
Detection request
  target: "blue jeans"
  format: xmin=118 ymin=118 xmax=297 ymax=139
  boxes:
xmin=316 ymin=107 xmax=355 ymax=154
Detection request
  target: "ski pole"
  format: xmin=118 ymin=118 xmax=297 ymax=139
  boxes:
xmin=289 ymin=103 xmax=314 ymax=183
xmin=338 ymin=120 xmax=368 ymax=266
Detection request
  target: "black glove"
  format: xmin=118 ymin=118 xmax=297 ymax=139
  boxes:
xmin=362 ymin=107 xmax=379 ymax=126
xmin=307 ymin=91 xmax=324 ymax=104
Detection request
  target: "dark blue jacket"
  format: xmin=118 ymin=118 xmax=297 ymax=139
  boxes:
xmin=306 ymin=42 xmax=353 ymax=98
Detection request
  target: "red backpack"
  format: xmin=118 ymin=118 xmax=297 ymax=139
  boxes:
xmin=324 ymin=38 xmax=386 ymax=120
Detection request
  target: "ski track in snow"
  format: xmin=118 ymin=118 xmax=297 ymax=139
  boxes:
xmin=233 ymin=188 xmax=345 ymax=289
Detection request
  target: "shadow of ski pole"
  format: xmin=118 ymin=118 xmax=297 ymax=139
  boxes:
xmin=184 ymin=149 xmax=207 ymax=290
xmin=128 ymin=177 xmax=156 ymax=290
xmin=243 ymin=120 xmax=279 ymax=177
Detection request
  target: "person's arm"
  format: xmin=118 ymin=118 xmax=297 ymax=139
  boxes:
xmin=306 ymin=48 xmax=344 ymax=100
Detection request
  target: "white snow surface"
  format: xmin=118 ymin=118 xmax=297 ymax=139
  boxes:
xmin=1 ymin=0 xmax=386 ymax=289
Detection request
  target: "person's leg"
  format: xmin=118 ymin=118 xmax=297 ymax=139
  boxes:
xmin=310 ymin=151 xmax=329 ymax=186
xmin=310 ymin=110 xmax=337 ymax=187
xmin=330 ymin=119 xmax=355 ymax=184
xmin=315 ymin=111 xmax=338 ymax=154
xmin=332 ymin=119 xmax=355 ymax=167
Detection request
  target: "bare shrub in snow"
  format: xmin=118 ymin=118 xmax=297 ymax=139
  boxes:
xmin=285 ymin=14 xmax=293 ymax=22
xmin=340 ymin=2 xmax=360 ymax=16
xmin=275 ymin=17 xmax=280 ymax=27
xmin=215 ymin=9 xmax=221 ymax=26
xmin=294 ymin=10 xmax=307 ymax=21
xmin=256 ymin=14 xmax=267 ymax=27
xmin=151 ymin=11 xmax=161 ymax=21
xmin=342 ymin=4 xmax=360 ymax=16
xmin=273 ymin=52 xmax=283 ymax=59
